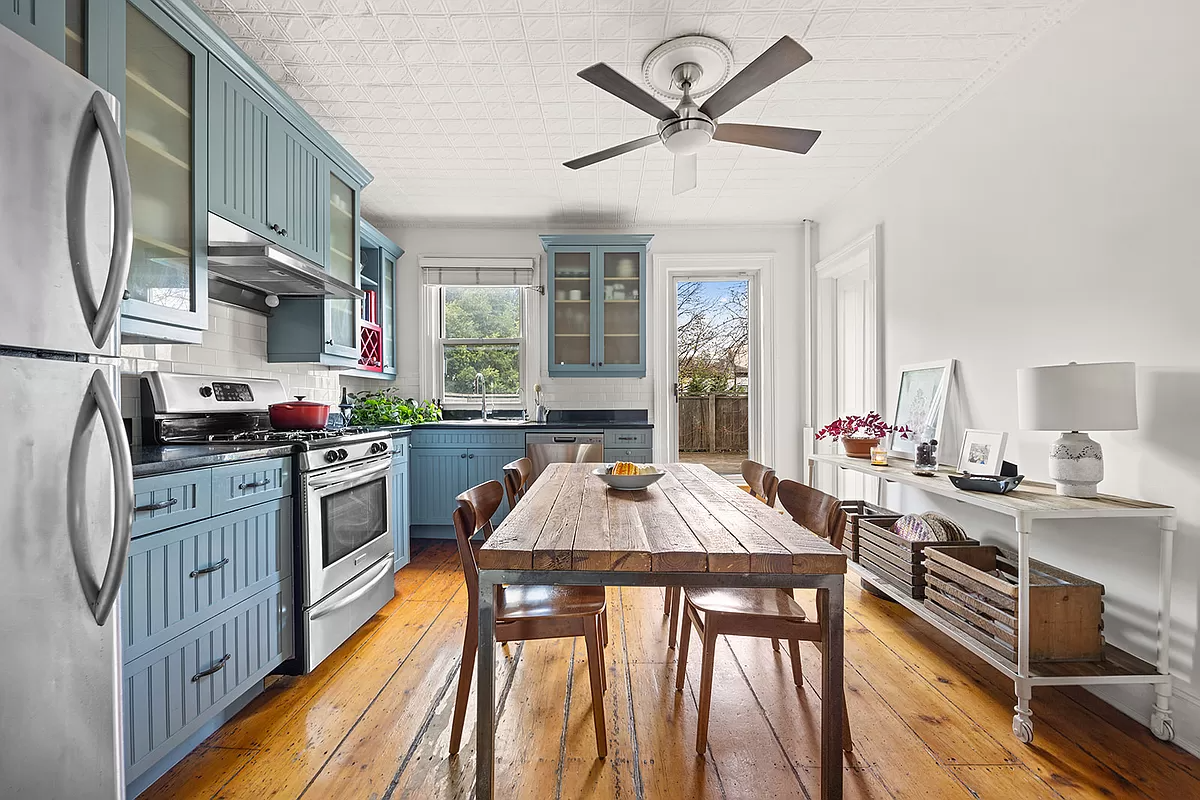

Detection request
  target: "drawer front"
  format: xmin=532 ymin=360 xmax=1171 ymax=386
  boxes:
xmin=391 ymin=435 xmax=409 ymax=462
xmin=604 ymin=447 xmax=653 ymax=463
xmin=124 ymin=578 xmax=294 ymax=781
xmin=122 ymin=499 xmax=293 ymax=662
xmin=410 ymin=429 xmax=525 ymax=448
xmin=604 ymin=429 xmax=650 ymax=448
xmin=210 ymin=457 xmax=292 ymax=515
xmin=132 ymin=470 xmax=212 ymax=537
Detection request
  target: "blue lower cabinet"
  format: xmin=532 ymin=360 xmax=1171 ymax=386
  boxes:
xmin=122 ymin=498 xmax=292 ymax=661
xmin=210 ymin=457 xmax=292 ymax=515
xmin=124 ymin=577 xmax=294 ymax=786
xmin=392 ymin=440 xmax=410 ymax=572
xmin=605 ymin=447 xmax=653 ymax=464
xmin=410 ymin=447 xmax=468 ymax=527
xmin=132 ymin=469 xmax=213 ymax=537
xmin=468 ymin=447 xmax=526 ymax=525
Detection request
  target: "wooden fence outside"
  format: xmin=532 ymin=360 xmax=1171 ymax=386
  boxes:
xmin=678 ymin=393 xmax=749 ymax=453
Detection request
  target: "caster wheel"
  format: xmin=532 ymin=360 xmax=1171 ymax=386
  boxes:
xmin=1012 ymin=716 xmax=1034 ymax=744
xmin=1151 ymin=715 xmax=1175 ymax=742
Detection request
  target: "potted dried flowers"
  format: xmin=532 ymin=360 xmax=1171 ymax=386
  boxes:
xmin=815 ymin=412 xmax=911 ymax=459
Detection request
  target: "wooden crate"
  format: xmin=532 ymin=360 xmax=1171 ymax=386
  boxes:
xmin=857 ymin=518 xmax=978 ymax=599
xmin=923 ymin=545 xmax=1105 ymax=664
xmin=838 ymin=500 xmax=895 ymax=562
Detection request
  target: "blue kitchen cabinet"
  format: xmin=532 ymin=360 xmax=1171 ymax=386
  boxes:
xmin=1 ymin=0 xmax=66 ymax=60
xmin=271 ymin=116 xmax=326 ymax=265
xmin=468 ymin=447 xmax=525 ymax=523
xmin=410 ymin=446 xmax=468 ymax=528
xmin=392 ymin=435 xmax=411 ymax=571
xmin=2 ymin=0 xmax=122 ymax=94
xmin=409 ymin=430 xmax=526 ymax=535
xmin=541 ymin=235 xmax=652 ymax=378
xmin=120 ymin=0 xmax=209 ymax=345
xmin=349 ymin=220 xmax=403 ymax=380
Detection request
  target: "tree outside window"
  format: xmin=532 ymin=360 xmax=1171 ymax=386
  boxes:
xmin=441 ymin=287 xmax=523 ymax=404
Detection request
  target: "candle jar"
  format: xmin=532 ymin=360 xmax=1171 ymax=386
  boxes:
xmin=870 ymin=446 xmax=888 ymax=466
xmin=912 ymin=439 xmax=939 ymax=476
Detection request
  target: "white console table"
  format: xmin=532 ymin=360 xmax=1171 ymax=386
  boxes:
xmin=808 ymin=452 xmax=1177 ymax=744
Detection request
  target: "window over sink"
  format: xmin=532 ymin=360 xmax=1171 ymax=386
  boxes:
xmin=438 ymin=286 xmax=525 ymax=410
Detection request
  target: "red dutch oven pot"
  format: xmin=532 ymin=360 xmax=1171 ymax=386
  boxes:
xmin=268 ymin=396 xmax=330 ymax=431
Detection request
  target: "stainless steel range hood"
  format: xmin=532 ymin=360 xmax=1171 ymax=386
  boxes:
xmin=206 ymin=214 xmax=363 ymax=300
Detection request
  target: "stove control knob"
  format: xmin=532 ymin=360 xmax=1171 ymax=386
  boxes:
xmin=377 ymin=442 xmax=388 ymax=454
xmin=199 ymin=386 xmax=213 ymax=398
xmin=338 ymin=448 xmax=349 ymax=461
xmin=324 ymin=450 xmax=339 ymax=463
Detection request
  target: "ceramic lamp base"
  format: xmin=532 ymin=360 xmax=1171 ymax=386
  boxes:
xmin=1048 ymin=431 xmax=1103 ymax=497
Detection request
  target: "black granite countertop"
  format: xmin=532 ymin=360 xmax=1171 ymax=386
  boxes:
xmin=131 ymin=444 xmax=297 ymax=478
xmin=378 ymin=420 xmax=653 ymax=435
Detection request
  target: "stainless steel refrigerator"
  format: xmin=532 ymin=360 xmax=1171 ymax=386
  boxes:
xmin=0 ymin=26 xmax=134 ymax=799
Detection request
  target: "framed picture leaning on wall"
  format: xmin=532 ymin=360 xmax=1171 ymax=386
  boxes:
xmin=888 ymin=359 xmax=956 ymax=459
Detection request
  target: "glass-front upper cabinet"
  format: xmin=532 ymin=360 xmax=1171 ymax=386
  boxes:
xmin=325 ymin=168 xmax=359 ymax=359
xmin=541 ymin=235 xmax=652 ymax=377
xmin=65 ymin=0 xmax=84 ymax=73
xmin=381 ymin=249 xmax=396 ymax=375
xmin=120 ymin=0 xmax=208 ymax=342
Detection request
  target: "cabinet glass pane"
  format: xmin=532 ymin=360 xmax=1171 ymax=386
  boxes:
xmin=328 ymin=174 xmax=355 ymax=284
xmin=602 ymin=251 xmax=641 ymax=365
xmin=124 ymin=4 xmax=194 ymax=311
xmin=382 ymin=254 xmax=395 ymax=370
xmin=65 ymin=0 xmax=84 ymax=74
xmin=553 ymin=251 xmax=592 ymax=366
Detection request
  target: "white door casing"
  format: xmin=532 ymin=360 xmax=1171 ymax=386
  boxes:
xmin=810 ymin=226 xmax=882 ymax=497
xmin=652 ymin=253 xmax=775 ymax=467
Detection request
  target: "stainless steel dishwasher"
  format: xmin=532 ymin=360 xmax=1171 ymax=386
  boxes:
xmin=526 ymin=431 xmax=605 ymax=480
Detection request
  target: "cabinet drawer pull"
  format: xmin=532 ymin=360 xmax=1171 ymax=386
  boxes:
xmin=468 ymin=453 xmax=475 ymax=459
xmin=460 ymin=453 xmax=467 ymax=459
xmin=238 ymin=478 xmax=271 ymax=490
xmin=190 ymin=558 xmax=230 ymax=578
xmin=325 ymin=339 xmax=334 ymax=346
xmin=134 ymin=497 xmax=178 ymax=513
xmin=191 ymin=653 xmax=231 ymax=682
xmin=617 ymin=436 xmax=637 ymax=441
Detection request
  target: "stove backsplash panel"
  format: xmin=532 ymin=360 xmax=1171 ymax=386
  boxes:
xmin=120 ymin=301 xmax=342 ymax=445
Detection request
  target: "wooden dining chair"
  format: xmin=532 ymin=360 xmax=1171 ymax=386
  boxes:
xmin=664 ymin=459 xmax=780 ymax=647
xmin=449 ymin=480 xmax=610 ymax=758
xmin=675 ymin=479 xmax=853 ymax=755
xmin=501 ymin=457 xmax=534 ymax=512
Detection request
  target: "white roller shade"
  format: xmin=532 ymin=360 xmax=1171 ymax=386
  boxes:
xmin=419 ymin=255 xmax=537 ymax=287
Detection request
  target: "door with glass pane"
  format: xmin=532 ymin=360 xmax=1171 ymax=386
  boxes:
xmin=548 ymin=246 xmax=596 ymax=373
xmin=120 ymin=0 xmax=207 ymax=333
xmin=381 ymin=250 xmax=396 ymax=376
xmin=325 ymin=167 xmax=358 ymax=360
xmin=598 ymin=248 xmax=644 ymax=374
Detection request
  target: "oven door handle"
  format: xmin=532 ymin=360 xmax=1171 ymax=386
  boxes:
xmin=307 ymin=460 xmax=390 ymax=490
xmin=309 ymin=557 xmax=393 ymax=620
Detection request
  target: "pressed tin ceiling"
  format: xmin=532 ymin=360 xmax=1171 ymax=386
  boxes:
xmin=195 ymin=0 xmax=1081 ymax=228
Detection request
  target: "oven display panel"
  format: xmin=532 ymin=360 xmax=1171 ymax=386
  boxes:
xmin=212 ymin=382 xmax=254 ymax=402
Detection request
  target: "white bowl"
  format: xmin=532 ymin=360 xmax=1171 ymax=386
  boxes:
xmin=592 ymin=465 xmax=665 ymax=491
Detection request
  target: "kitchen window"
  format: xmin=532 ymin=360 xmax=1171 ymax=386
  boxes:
xmin=419 ymin=256 xmax=539 ymax=411
xmin=438 ymin=286 xmax=525 ymax=408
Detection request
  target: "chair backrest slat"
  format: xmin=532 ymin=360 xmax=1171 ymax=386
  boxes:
xmin=777 ymin=479 xmax=847 ymax=549
xmin=741 ymin=459 xmax=780 ymax=508
xmin=453 ymin=480 xmax=506 ymax=606
xmin=502 ymin=457 xmax=534 ymax=512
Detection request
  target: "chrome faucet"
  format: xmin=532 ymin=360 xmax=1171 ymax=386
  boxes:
xmin=474 ymin=372 xmax=489 ymax=420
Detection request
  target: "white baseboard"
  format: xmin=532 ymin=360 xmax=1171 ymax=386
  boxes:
xmin=1086 ymin=682 xmax=1200 ymax=758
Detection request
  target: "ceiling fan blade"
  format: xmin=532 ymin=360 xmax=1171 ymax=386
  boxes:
xmin=699 ymin=36 xmax=813 ymax=119
xmin=563 ymin=134 xmax=660 ymax=170
xmin=672 ymin=153 xmax=697 ymax=195
xmin=578 ymin=63 xmax=677 ymax=121
xmin=713 ymin=123 xmax=821 ymax=154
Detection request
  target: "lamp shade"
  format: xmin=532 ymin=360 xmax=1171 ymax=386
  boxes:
xmin=1017 ymin=361 xmax=1138 ymax=432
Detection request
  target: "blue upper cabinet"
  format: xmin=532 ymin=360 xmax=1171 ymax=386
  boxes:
xmin=541 ymin=234 xmax=652 ymax=378
xmin=351 ymin=220 xmax=403 ymax=380
xmin=120 ymin=0 xmax=209 ymax=344
xmin=1 ymin=0 xmax=66 ymax=61
xmin=270 ymin=118 xmax=325 ymax=264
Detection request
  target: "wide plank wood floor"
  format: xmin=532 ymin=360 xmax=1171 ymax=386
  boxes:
xmin=142 ymin=539 xmax=1200 ymax=800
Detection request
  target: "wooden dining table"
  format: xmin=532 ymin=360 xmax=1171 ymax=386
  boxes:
xmin=476 ymin=462 xmax=848 ymax=799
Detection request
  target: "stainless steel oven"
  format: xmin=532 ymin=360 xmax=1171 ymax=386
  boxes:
xmin=300 ymin=442 xmax=396 ymax=671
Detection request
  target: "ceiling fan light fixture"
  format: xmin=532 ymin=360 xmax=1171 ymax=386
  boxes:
xmin=659 ymin=117 xmax=716 ymax=155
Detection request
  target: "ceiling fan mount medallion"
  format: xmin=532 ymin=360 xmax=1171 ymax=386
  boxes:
xmin=564 ymin=34 xmax=822 ymax=195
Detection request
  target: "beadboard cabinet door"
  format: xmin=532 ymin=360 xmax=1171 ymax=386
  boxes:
xmin=467 ymin=447 xmax=525 ymax=526
xmin=208 ymin=58 xmax=272 ymax=237
xmin=392 ymin=452 xmax=410 ymax=571
xmin=0 ymin=0 xmax=66 ymax=61
xmin=410 ymin=447 xmax=469 ymax=527
xmin=269 ymin=118 xmax=325 ymax=265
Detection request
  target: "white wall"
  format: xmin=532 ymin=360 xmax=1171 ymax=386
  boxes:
xmin=362 ymin=224 xmax=808 ymax=478
xmin=816 ymin=0 xmax=1200 ymax=750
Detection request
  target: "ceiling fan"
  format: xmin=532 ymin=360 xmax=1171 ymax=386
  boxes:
xmin=563 ymin=35 xmax=821 ymax=195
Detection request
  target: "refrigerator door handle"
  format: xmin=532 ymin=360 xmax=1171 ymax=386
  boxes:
xmin=68 ymin=91 xmax=133 ymax=350
xmin=69 ymin=370 xmax=134 ymax=626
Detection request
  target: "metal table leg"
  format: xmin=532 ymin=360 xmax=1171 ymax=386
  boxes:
xmin=476 ymin=570 xmax=498 ymax=799
xmin=1013 ymin=518 xmax=1034 ymax=743
xmin=1152 ymin=514 xmax=1177 ymax=741
xmin=820 ymin=577 xmax=845 ymax=800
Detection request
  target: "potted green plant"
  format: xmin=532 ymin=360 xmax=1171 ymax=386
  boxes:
xmin=815 ymin=412 xmax=910 ymax=459
xmin=346 ymin=389 xmax=443 ymax=427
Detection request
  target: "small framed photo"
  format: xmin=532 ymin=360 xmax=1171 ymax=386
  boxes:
xmin=956 ymin=429 xmax=1008 ymax=476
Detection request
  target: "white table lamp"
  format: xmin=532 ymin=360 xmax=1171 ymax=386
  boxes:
xmin=1016 ymin=361 xmax=1138 ymax=497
